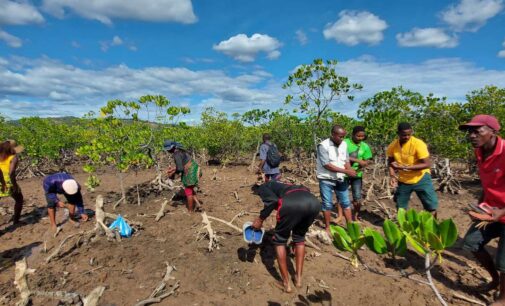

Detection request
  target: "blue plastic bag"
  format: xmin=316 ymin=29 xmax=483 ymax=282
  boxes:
xmin=108 ymin=215 xmax=133 ymax=238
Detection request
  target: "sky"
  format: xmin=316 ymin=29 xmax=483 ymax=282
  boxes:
xmin=0 ymin=0 xmax=505 ymax=120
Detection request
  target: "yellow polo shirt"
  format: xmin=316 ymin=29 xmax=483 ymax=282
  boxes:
xmin=386 ymin=136 xmax=430 ymax=184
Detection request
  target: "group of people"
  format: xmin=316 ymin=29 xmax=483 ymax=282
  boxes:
xmin=1 ymin=114 xmax=505 ymax=303
xmin=0 ymin=138 xmax=88 ymax=233
xmin=253 ymin=115 xmax=505 ymax=304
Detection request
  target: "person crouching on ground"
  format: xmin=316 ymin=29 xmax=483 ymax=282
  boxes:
xmin=43 ymin=172 xmax=88 ymax=232
xmin=251 ymin=180 xmax=320 ymax=293
xmin=0 ymin=140 xmax=24 ymax=226
xmin=459 ymin=115 xmax=505 ymax=305
xmin=163 ymin=140 xmax=201 ymax=212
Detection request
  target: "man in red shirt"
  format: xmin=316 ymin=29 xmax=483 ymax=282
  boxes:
xmin=460 ymin=114 xmax=505 ymax=304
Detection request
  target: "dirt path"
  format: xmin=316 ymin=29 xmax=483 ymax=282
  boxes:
xmin=0 ymin=165 xmax=496 ymax=305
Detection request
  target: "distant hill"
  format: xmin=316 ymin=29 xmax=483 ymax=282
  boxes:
xmin=6 ymin=116 xmax=176 ymax=127
xmin=8 ymin=116 xmax=81 ymax=125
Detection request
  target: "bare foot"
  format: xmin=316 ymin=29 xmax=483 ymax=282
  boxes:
xmin=271 ymin=281 xmax=292 ymax=293
xmin=333 ymin=215 xmax=343 ymax=224
xmin=325 ymin=228 xmax=332 ymax=239
xmin=490 ymin=301 xmax=505 ymax=306
xmin=294 ymin=276 xmax=302 ymax=288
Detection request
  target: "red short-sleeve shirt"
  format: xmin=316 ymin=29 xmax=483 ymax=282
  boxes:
xmin=476 ymin=137 xmax=505 ymax=221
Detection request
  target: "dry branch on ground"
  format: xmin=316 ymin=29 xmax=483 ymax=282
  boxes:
xmin=14 ymin=258 xmax=105 ymax=306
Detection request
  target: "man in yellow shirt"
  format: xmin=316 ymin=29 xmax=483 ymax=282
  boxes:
xmin=387 ymin=122 xmax=438 ymax=213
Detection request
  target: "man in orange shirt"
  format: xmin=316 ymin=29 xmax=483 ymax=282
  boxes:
xmin=460 ymin=115 xmax=505 ymax=304
xmin=387 ymin=122 xmax=438 ymax=213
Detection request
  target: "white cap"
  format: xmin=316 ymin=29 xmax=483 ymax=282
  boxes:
xmin=62 ymin=179 xmax=79 ymax=195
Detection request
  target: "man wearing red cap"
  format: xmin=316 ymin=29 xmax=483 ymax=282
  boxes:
xmin=460 ymin=114 xmax=505 ymax=303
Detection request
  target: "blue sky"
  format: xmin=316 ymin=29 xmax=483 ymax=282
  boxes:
xmin=0 ymin=0 xmax=505 ymax=120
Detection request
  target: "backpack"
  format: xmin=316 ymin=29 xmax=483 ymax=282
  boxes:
xmin=266 ymin=143 xmax=281 ymax=168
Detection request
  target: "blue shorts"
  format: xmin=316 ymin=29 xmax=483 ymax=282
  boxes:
xmin=348 ymin=178 xmax=363 ymax=201
xmin=319 ymin=179 xmax=351 ymax=211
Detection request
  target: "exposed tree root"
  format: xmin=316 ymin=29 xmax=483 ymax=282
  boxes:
xmin=425 ymin=253 xmax=447 ymax=306
xmin=113 ymin=196 xmax=125 ymax=210
xmin=134 ymin=263 xmax=179 ymax=306
xmin=433 ymin=158 xmax=461 ymax=194
xmin=95 ymin=195 xmax=115 ymax=238
xmin=371 ymin=200 xmax=394 ymax=220
xmin=14 ymin=258 xmax=105 ymax=306
xmin=452 ymin=292 xmax=486 ymax=306
xmin=207 ymin=216 xmax=242 ymax=233
xmin=155 ymin=200 xmax=169 ymax=222
xmin=200 ymin=212 xmax=220 ymax=252
xmin=46 ymin=229 xmax=96 ymax=263
xmin=233 ymin=191 xmax=241 ymax=202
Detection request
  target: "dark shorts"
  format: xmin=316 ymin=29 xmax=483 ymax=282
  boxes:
xmin=394 ymin=173 xmax=438 ymax=211
xmin=46 ymin=192 xmax=84 ymax=209
xmin=463 ymin=222 xmax=505 ymax=272
xmin=272 ymin=191 xmax=321 ymax=245
xmin=348 ymin=177 xmax=363 ymax=201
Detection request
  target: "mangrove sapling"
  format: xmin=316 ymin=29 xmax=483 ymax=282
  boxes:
xmin=331 ymin=209 xmax=458 ymax=306
xmin=330 ymin=222 xmax=366 ymax=268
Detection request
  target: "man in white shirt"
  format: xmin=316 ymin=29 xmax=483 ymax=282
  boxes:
xmin=316 ymin=125 xmax=357 ymax=235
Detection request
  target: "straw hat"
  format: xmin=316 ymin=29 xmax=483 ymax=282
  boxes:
xmin=5 ymin=139 xmax=24 ymax=154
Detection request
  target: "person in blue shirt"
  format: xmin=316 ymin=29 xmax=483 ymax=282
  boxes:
xmin=43 ymin=172 xmax=88 ymax=232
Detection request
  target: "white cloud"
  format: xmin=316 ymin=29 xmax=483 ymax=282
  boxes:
xmin=42 ymin=0 xmax=197 ymax=25
xmin=295 ymin=30 xmax=308 ymax=45
xmin=100 ymin=35 xmax=136 ymax=52
xmin=111 ymin=35 xmax=123 ymax=46
xmin=337 ymin=57 xmax=505 ymax=108
xmin=396 ymin=28 xmax=459 ymax=48
xmin=323 ymin=10 xmax=388 ymax=46
xmin=181 ymin=57 xmax=215 ymax=64
xmin=499 ymin=39 xmax=505 ymax=58
xmin=1 ymin=56 xmax=505 ymax=119
xmin=0 ymin=0 xmax=45 ymax=25
xmin=0 ymin=56 xmax=280 ymax=118
xmin=441 ymin=0 xmax=504 ymax=32
xmin=213 ymin=34 xmax=282 ymax=62
xmin=0 ymin=29 xmax=22 ymax=47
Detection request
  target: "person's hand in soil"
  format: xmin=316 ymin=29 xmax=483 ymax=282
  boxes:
xmin=252 ymin=217 xmax=263 ymax=230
